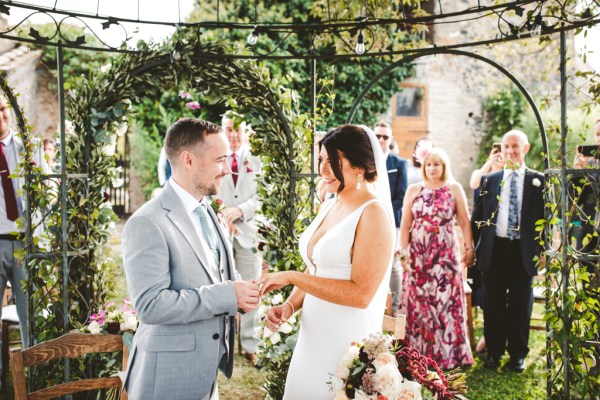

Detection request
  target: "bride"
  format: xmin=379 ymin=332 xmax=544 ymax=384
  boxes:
xmin=260 ymin=124 xmax=395 ymax=399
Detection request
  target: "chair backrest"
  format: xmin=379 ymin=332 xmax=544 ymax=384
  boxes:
xmin=382 ymin=313 xmax=406 ymax=339
xmin=10 ymin=332 xmax=128 ymax=400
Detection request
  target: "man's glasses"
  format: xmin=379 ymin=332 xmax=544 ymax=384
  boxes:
xmin=376 ymin=134 xmax=390 ymax=141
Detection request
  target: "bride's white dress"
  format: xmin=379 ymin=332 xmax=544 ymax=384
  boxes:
xmin=283 ymin=198 xmax=392 ymax=400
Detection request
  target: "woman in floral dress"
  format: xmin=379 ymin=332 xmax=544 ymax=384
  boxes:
xmin=398 ymin=147 xmax=475 ymax=369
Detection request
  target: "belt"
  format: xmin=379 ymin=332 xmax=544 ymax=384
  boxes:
xmin=0 ymin=234 xmax=20 ymax=241
xmin=495 ymin=235 xmax=520 ymax=242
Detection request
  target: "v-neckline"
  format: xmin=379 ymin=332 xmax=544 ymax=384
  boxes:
xmin=306 ymin=199 xmax=375 ymax=267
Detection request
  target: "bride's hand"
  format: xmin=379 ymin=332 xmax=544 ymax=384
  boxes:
xmin=265 ymin=304 xmax=292 ymax=332
xmin=259 ymin=272 xmax=293 ymax=296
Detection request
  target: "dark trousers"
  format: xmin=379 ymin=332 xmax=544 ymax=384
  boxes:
xmin=482 ymin=236 xmax=534 ymax=359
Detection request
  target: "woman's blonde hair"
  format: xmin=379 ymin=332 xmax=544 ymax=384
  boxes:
xmin=421 ymin=147 xmax=452 ymax=183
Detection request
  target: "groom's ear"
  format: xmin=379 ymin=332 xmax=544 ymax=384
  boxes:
xmin=180 ymin=150 xmax=193 ymax=169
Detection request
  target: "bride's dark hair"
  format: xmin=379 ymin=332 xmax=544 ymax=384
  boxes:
xmin=319 ymin=124 xmax=377 ymax=192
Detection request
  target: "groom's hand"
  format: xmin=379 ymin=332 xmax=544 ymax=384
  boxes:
xmin=233 ymin=281 xmax=260 ymax=313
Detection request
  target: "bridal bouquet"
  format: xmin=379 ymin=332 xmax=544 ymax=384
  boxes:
xmin=331 ymin=333 xmax=468 ymax=400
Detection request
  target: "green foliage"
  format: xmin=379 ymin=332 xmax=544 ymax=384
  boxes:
xmin=129 ymin=89 xmax=212 ymax=198
xmin=188 ymin=0 xmax=414 ymax=129
xmin=477 ymin=88 xmax=526 ymax=165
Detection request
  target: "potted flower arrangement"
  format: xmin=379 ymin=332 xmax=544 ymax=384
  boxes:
xmin=332 ymin=333 xmax=468 ymax=400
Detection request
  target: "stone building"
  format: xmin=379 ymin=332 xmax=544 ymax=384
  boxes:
xmin=385 ymin=1 xmax=582 ymax=193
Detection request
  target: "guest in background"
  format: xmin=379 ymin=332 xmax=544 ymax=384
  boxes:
xmin=374 ymin=122 xmax=407 ymax=315
xmin=472 ymin=130 xmax=544 ymax=373
xmin=43 ymin=139 xmax=58 ymax=171
xmin=0 ymin=95 xmax=50 ymax=385
xmin=217 ymin=113 xmax=263 ymax=364
xmin=407 ymin=137 xmax=433 ymax=185
xmin=470 ymin=144 xmax=506 ymax=203
xmin=399 ymin=147 xmax=474 ymax=369
xmin=468 ymin=143 xmax=505 ymax=352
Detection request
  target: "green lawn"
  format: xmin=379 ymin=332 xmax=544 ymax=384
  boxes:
xmin=217 ymin=309 xmax=547 ymax=400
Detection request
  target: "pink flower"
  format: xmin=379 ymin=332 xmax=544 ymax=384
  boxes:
xmin=179 ymin=90 xmax=192 ymax=99
xmin=185 ymin=101 xmax=202 ymax=110
xmin=105 ymin=301 xmax=115 ymax=308
xmin=414 ymin=142 xmax=433 ymax=164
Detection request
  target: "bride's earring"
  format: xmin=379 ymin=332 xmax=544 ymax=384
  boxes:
xmin=356 ymin=173 xmax=363 ymax=190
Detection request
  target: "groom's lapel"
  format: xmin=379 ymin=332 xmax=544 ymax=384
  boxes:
xmin=160 ymin=183 xmax=219 ymax=284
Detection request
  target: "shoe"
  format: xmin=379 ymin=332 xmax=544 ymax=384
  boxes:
xmin=509 ymin=357 xmax=526 ymax=373
xmin=484 ymin=355 xmax=500 ymax=369
xmin=243 ymin=352 xmax=256 ymax=365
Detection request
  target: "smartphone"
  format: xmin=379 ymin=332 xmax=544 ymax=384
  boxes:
xmin=493 ymin=142 xmax=502 ymax=153
xmin=577 ymin=145 xmax=600 ymax=158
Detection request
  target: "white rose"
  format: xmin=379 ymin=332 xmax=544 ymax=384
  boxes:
xmin=372 ymin=351 xmax=397 ymax=370
xmin=353 ymin=389 xmax=375 ymax=400
xmin=269 ymin=331 xmax=281 ymax=345
xmin=398 ymin=379 xmax=423 ymax=400
xmin=333 ymin=390 xmax=349 ymax=400
xmin=258 ymin=304 xmax=269 ymax=318
xmin=263 ymin=326 xmax=274 ymax=339
xmin=335 ymin=363 xmax=350 ymax=379
xmin=340 ymin=345 xmax=360 ymax=367
xmin=87 ymin=321 xmax=102 ymax=334
xmin=120 ymin=313 xmax=138 ymax=332
xmin=287 ymin=314 xmax=297 ymax=324
xmin=112 ymin=178 xmax=124 ymax=188
xmin=372 ymin=364 xmax=402 ymax=399
xmin=279 ymin=322 xmax=293 ymax=334
xmin=102 ymin=143 xmax=116 ymax=157
xmin=532 ymin=178 xmax=541 ymax=187
xmin=271 ymin=293 xmax=284 ymax=305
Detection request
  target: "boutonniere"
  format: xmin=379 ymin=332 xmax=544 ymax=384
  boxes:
xmin=210 ymin=196 xmax=226 ymax=215
xmin=532 ymin=178 xmax=541 ymax=187
xmin=244 ymin=157 xmax=253 ymax=173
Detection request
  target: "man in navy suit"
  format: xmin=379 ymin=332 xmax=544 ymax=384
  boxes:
xmin=472 ymin=130 xmax=544 ymax=373
xmin=374 ymin=122 xmax=407 ymax=314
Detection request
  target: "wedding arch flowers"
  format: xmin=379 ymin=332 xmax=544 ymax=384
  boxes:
xmin=332 ymin=333 xmax=468 ymax=400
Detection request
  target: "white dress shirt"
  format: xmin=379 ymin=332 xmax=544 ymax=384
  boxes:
xmin=495 ymin=166 xmax=525 ymax=239
xmin=0 ymin=132 xmax=24 ymax=234
xmin=170 ymin=178 xmax=220 ymax=272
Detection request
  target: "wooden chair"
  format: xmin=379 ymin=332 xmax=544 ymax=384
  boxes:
xmin=382 ymin=313 xmax=406 ymax=340
xmin=10 ymin=332 xmax=129 ymax=400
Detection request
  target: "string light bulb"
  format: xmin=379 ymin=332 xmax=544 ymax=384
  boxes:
xmin=355 ymin=31 xmax=365 ymax=55
xmin=172 ymin=41 xmax=183 ymax=61
xmin=247 ymin=28 xmax=258 ymax=46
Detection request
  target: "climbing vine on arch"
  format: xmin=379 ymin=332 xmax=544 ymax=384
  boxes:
xmin=18 ymin=35 xmax=313 ymax=387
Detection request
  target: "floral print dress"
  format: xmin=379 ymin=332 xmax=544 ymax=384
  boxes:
xmin=399 ymin=186 xmax=474 ymax=369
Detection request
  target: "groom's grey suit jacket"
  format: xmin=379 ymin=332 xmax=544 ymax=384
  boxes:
xmin=122 ymin=182 xmax=239 ymax=400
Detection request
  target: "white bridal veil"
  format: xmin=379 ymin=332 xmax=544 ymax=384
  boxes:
xmin=358 ymin=125 xmax=395 ymax=225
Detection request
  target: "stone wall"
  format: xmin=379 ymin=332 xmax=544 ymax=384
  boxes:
xmin=387 ymin=0 xmax=578 ymax=198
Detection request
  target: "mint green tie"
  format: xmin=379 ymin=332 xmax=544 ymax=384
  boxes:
xmin=196 ymin=204 xmax=220 ymax=265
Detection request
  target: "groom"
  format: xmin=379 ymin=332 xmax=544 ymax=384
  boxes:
xmin=122 ymin=118 xmax=260 ymax=399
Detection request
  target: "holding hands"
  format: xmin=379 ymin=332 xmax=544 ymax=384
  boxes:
xmin=264 ymin=301 xmax=295 ymax=332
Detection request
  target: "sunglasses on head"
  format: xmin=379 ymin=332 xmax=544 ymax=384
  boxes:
xmin=376 ymin=134 xmax=390 ymax=141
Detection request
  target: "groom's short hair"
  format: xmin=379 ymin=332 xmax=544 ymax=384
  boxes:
xmin=165 ymin=118 xmax=222 ymax=165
